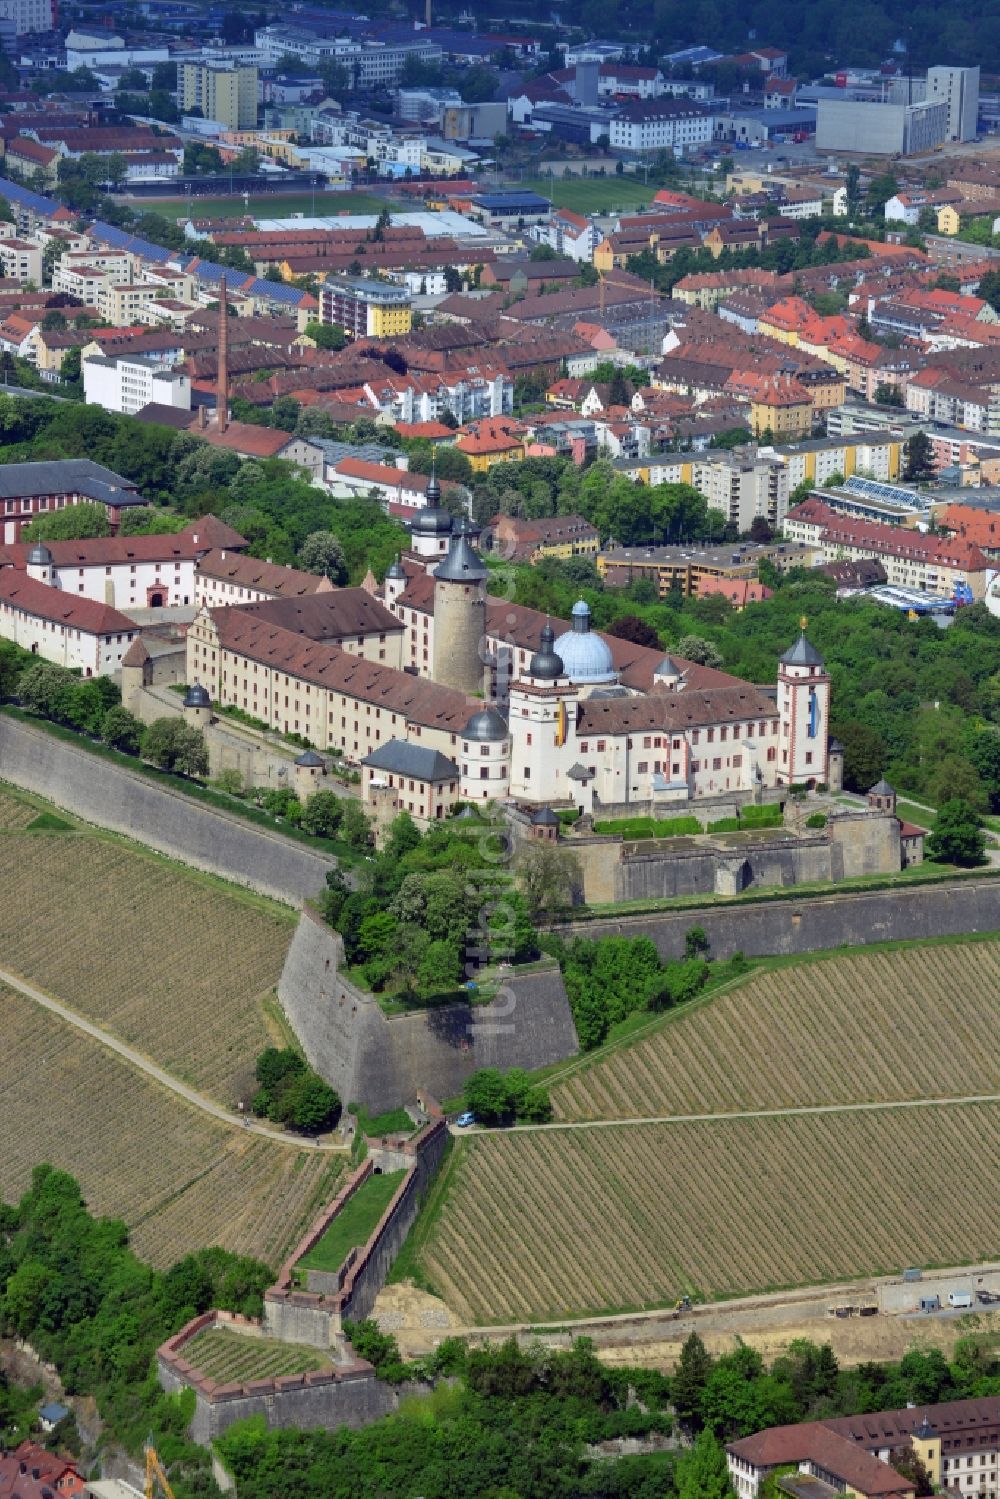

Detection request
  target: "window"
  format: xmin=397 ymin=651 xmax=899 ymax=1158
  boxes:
xmin=637 ymin=760 xmax=648 ymax=773
xmin=713 ymin=757 xmax=721 ymax=771
xmin=523 ymin=766 xmax=531 ymax=779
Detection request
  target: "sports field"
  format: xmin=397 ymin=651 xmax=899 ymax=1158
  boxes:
xmin=517 ymin=174 xmax=659 ymax=214
xmin=0 ymin=806 xmax=293 ymax=1104
xmin=143 ymin=191 xmax=395 ymax=224
xmin=0 ymin=983 xmax=342 ymax=1268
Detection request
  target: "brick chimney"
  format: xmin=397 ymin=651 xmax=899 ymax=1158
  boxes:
xmin=217 ymin=276 xmax=229 ymax=433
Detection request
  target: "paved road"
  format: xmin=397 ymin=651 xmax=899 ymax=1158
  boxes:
xmin=0 ymin=964 xmax=347 ymax=1152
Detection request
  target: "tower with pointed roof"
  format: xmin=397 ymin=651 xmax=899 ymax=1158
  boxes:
xmin=409 ymin=458 xmax=453 ymax=564
xmin=777 ymin=618 xmax=830 ymax=788
xmin=507 ymin=622 xmax=581 ymax=804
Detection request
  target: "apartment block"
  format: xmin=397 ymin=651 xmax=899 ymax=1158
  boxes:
xmin=181 ymin=62 xmax=258 ymax=130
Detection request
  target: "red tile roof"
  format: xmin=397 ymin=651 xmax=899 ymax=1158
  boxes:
xmin=787 ymin=498 xmax=991 ymax=570
xmin=0 ymin=1442 xmax=84 ymax=1499
xmin=198 ymin=549 xmax=333 ymax=598
xmin=196 ymin=422 xmax=296 ymax=458
xmin=727 ymin=1423 xmax=914 ymax=1497
xmin=213 ymin=609 xmax=469 ymax=730
xmin=0 ymin=570 xmax=135 ymax=634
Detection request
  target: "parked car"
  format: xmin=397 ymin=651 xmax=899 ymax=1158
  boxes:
xmin=455 ymin=1111 xmax=476 ymax=1128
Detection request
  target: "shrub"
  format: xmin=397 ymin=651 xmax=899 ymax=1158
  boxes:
xmin=594 ymin=814 xmax=701 ymax=838
xmin=100 ymin=705 xmax=142 ymax=755
xmin=805 ymin=812 xmax=827 ymax=828
xmin=214 ymin=767 xmax=246 ymax=796
xmin=252 ymin=1047 xmax=340 ymax=1133
xmin=140 ymin=718 xmax=209 ymax=777
xmin=463 ymin=1067 xmax=552 ymax=1125
xmin=301 ymin=789 xmax=343 ymax=838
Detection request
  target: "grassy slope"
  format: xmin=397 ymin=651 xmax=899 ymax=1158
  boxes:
xmin=298 ymin=1170 xmax=407 ymax=1272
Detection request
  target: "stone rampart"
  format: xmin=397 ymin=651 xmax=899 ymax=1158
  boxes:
xmin=278 ymin=909 xmax=579 ymax=1113
xmin=560 ymin=876 xmax=1000 ymax=960
xmin=263 ymin=1119 xmax=449 ymax=1341
xmin=157 ymin=1309 xmax=399 ymax=1443
xmin=0 ymin=712 xmax=334 ymax=904
xmin=158 ymin=1124 xmax=449 ymax=1444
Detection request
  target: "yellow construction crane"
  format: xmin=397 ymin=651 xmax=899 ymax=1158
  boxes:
xmin=145 ymin=1447 xmax=177 ymax=1499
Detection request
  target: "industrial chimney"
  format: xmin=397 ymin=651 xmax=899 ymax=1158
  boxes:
xmin=216 ymin=276 xmax=229 ymax=433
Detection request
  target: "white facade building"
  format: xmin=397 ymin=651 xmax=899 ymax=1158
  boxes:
xmin=3 ymin=533 xmax=200 ymax=609
xmin=0 ymin=548 xmax=137 ymax=676
xmin=83 ymin=355 xmax=190 ymax=417
xmin=0 ymin=232 xmax=42 ymax=284
xmin=927 ymin=64 xmax=980 ymax=142
xmin=609 ymin=100 xmax=714 ymax=155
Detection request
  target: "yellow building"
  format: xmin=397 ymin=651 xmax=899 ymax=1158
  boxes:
xmin=772 ymin=435 xmax=903 ymax=487
xmin=180 ymin=62 xmax=258 ymax=131
xmin=749 ymin=379 xmax=813 ymax=439
xmin=318 ymin=276 xmax=411 ymax=338
xmin=455 ymin=420 xmax=526 ymax=471
xmin=938 ymin=204 xmax=960 ymax=234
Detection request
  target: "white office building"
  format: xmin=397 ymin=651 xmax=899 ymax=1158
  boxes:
xmin=0 ymin=0 xmax=52 ymax=35
xmin=927 ymin=65 xmax=980 ymax=142
xmin=83 ymin=355 xmax=191 ymax=417
xmin=609 ymin=99 xmax=714 ymax=155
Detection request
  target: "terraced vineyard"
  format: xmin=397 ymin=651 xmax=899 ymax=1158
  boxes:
xmin=0 ymin=822 xmax=293 ymax=1103
xmin=0 ymin=790 xmax=43 ymax=829
xmin=550 ymin=943 xmax=1000 ymax=1121
xmin=0 ymin=985 xmax=342 ymax=1268
xmin=422 ymin=1103 xmax=1000 ymax=1324
xmin=182 ymin=1326 xmax=332 ymax=1382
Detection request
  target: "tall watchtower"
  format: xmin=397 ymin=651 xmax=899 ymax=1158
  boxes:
xmin=777 ymin=618 xmax=830 ymax=787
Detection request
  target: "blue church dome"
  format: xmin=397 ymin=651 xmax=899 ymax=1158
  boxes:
xmin=553 ymin=601 xmax=616 ymax=685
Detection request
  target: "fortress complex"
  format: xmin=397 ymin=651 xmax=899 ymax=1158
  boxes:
xmin=186 ymin=474 xmax=835 ymax=823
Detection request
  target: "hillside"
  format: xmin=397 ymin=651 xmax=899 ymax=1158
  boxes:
xmin=0 ymin=784 xmax=341 ymax=1268
xmin=1 ymin=982 xmax=341 ymax=1267
xmin=412 ymin=938 xmax=1000 ymax=1323
xmin=0 ymin=798 xmax=293 ymax=1104
xmin=550 ymin=941 xmax=1000 ymax=1121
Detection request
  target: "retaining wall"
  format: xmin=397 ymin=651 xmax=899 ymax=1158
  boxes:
xmin=561 ymin=877 xmax=1000 ymax=960
xmin=0 ymin=713 xmax=334 ymax=905
xmin=263 ymin=1119 xmax=450 ymax=1342
xmin=158 ymin=1124 xmax=449 ymax=1444
xmin=278 ymin=909 xmax=579 ymax=1113
xmin=157 ymin=1310 xmax=401 ymax=1443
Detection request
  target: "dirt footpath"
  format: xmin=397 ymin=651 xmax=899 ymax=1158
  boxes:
xmin=375 ymin=1281 xmax=1000 ymax=1371
xmin=592 ymin=1310 xmax=1000 ymax=1372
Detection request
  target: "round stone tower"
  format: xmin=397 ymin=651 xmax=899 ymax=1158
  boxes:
xmin=431 ymin=533 xmax=487 ymax=696
xmin=182 ymin=681 xmax=212 ymax=729
xmin=293 ymin=748 xmax=325 ymax=800
xmin=459 ymin=701 xmax=509 ymax=804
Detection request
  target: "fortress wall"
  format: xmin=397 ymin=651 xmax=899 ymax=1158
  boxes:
xmin=0 ymin=712 xmax=333 ymax=904
xmin=278 ymin=910 xmax=579 ymax=1113
xmin=560 ymin=878 xmax=1000 ymax=960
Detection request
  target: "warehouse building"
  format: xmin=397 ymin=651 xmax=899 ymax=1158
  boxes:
xmin=816 ymin=97 xmax=949 ymax=155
